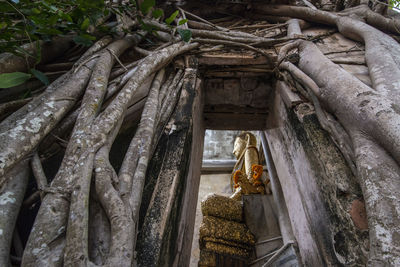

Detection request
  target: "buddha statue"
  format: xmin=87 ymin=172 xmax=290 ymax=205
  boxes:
xmin=230 ymin=132 xmax=267 ymax=201
xmin=198 ymin=132 xmax=269 ymax=266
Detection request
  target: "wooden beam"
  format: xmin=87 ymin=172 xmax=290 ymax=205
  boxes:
xmin=204 ymin=112 xmax=268 ymax=130
xmin=137 ymin=63 xmax=202 ymax=266
xmin=277 ymin=81 xmax=303 ymax=108
xmin=198 ymin=52 xmax=276 ymax=66
xmin=201 ymin=159 xmax=236 ymax=173
xmin=204 ymin=104 xmax=268 ymax=114
xmin=204 ymin=78 xmax=273 ymax=109
xmin=173 ymin=76 xmax=205 ymax=267
xmin=203 ymin=70 xmax=271 ymax=78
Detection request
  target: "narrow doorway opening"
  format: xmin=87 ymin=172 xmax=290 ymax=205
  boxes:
xmin=191 ymin=130 xmax=244 ymax=266
xmin=190 ymin=130 xmax=291 ymax=267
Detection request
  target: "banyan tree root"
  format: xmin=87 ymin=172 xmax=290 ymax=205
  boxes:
xmin=20 ymin=41 xmax=199 ymax=266
xmin=136 ymin=63 xmax=199 ymax=266
xmin=118 ymin=69 xmax=166 ymax=255
xmin=276 ymin=16 xmax=400 ymax=264
xmin=118 ymin=69 xmax=166 ymax=207
xmin=0 ymin=159 xmax=30 ymax=266
xmin=0 ymin=1 xmax=400 ymax=266
xmin=93 ymin=117 xmax=132 ymax=267
xmin=62 ymin=35 xmax=145 ymax=267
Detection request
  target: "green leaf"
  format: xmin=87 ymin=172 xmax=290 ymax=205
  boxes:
xmin=140 ymin=0 xmax=155 ymax=15
xmin=152 ymin=8 xmax=164 ymax=19
xmin=81 ymin=17 xmax=90 ymax=31
xmin=0 ymin=72 xmax=31 ymax=88
xmin=165 ymin=10 xmax=179 ymax=25
xmin=0 ymin=2 xmax=15 ymax=12
xmin=177 ymin=28 xmax=192 ymax=42
xmin=34 ymin=40 xmax=41 ymax=65
xmin=36 ymin=28 xmax=63 ymax=35
xmin=49 ymin=5 xmax=58 ymax=13
xmin=14 ymin=46 xmax=35 ymax=59
xmin=0 ymin=22 xmax=7 ymax=30
xmin=73 ymin=35 xmax=94 ymax=46
xmin=178 ymin=19 xmax=188 ymax=25
xmin=61 ymin=13 xmax=73 ymax=22
xmin=30 ymin=69 xmax=49 ymax=86
xmin=140 ymin=22 xmax=155 ymax=33
xmin=81 ymin=33 xmax=96 ymax=40
xmin=48 ymin=15 xmax=59 ymax=25
xmin=390 ymin=0 xmax=400 ymax=8
xmin=41 ymin=2 xmax=58 ymax=13
xmin=31 ymin=8 xmax=41 ymax=15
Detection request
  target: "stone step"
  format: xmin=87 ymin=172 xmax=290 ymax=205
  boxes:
xmin=243 ymin=194 xmax=301 ymax=267
xmin=262 ymin=243 xmax=300 ymax=267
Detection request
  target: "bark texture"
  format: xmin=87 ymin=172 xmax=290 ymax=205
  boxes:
xmin=0 ymin=1 xmax=399 ymax=266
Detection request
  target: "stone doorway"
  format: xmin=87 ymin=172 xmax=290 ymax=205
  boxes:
xmin=190 ymin=130 xmax=288 ymax=267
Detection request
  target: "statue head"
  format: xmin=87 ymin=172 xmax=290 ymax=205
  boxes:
xmin=233 ymin=132 xmax=257 ymax=159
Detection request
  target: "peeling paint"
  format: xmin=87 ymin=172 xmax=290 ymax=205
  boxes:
xmin=364 ymin=178 xmax=379 ymax=204
xmin=57 ymin=226 xmax=65 ymax=235
xmin=46 ymin=101 xmax=55 ymax=109
xmin=8 ymin=125 xmax=24 ymax=139
xmin=26 ymin=117 xmax=44 ymax=133
xmin=375 ymin=224 xmax=392 ymax=253
xmin=94 ymin=82 xmax=103 ymax=88
xmin=169 ymin=124 xmax=177 ymax=135
xmin=0 ymin=191 xmax=16 ymax=205
xmin=32 ymin=248 xmax=42 ymax=256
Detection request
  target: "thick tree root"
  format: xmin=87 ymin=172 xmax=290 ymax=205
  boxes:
xmin=1 ymin=3 xmax=400 ymax=265
xmin=21 ymin=41 xmax=198 ymax=266
xmin=0 ymin=160 xmax=29 ymax=266
xmin=280 ymin=38 xmax=400 ymax=265
xmin=352 ymin=131 xmax=400 ymax=266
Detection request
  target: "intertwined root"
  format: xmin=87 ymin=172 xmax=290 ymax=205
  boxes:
xmin=1 ymin=2 xmax=400 ymax=266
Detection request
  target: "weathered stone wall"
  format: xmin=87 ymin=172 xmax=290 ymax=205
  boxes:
xmin=203 ymin=130 xmax=260 ymax=160
xmin=266 ymin=88 xmax=369 ymax=266
xmin=136 ymin=61 xmax=204 ymax=267
xmin=203 ymin=130 xmax=240 ymax=160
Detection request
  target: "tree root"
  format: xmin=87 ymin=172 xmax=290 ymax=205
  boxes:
xmin=281 ymin=38 xmax=400 ymax=265
xmin=21 ymin=41 xmax=198 ymax=266
xmin=279 ymin=63 xmax=357 ymax=175
xmin=275 ymin=14 xmax=400 ymax=262
xmin=94 ymin=118 xmax=133 ymax=267
xmin=1 ymin=3 xmax=400 ymax=266
xmin=0 ymin=159 xmax=29 ymax=266
xmin=194 ymin=38 xmax=274 ymax=62
xmin=0 ymin=56 xmax=98 ymax=187
xmin=0 ymin=36 xmax=74 ymax=74
xmin=30 ymin=151 xmax=48 ymax=200
xmin=152 ymin=71 xmax=185 ymax=154
xmin=351 ymin=131 xmax=400 ymax=266
xmin=0 ymin=98 xmax=32 ymax=122
xmin=29 ymin=35 xmax=144 ymax=266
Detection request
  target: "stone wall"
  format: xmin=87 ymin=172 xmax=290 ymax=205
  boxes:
xmin=203 ymin=130 xmax=240 ymax=160
xmin=203 ymin=130 xmax=260 ymax=160
xmin=266 ymin=86 xmax=368 ymax=266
